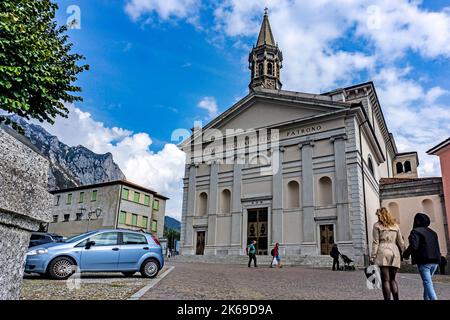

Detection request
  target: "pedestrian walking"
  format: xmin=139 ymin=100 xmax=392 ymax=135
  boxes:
xmin=330 ymin=244 xmax=341 ymax=271
xmin=270 ymin=242 xmax=282 ymax=268
xmin=247 ymin=240 xmax=257 ymax=268
xmin=371 ymin=207 xmax=405 ymax=300
xmin=403 ymin=213 xmax=441 ymax=300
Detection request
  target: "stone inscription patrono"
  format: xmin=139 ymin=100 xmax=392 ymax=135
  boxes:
xmin=284 ymin=125 xmax=323 ymax=138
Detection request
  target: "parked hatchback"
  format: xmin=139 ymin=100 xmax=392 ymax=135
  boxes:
xmin=29 ymin=232 xmax=64 ymax=248
xmin=24 ymin=229 xmax=164 ymax=280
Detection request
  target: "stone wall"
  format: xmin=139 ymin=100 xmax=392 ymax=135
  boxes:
xmin=0 ymin=127 xmax=52 ymax=300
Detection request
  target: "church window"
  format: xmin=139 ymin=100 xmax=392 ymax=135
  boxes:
xmin=220 ymin=189 xmax=231 ymax=214
xmin=368 ymin=156 xmax=374 ymax=176
xmin=404 ymin=161 xmax=412 ymax=173
xmin=267 ymin=62 xmax=273 ymax=76
xmin=318 ymin=177 xmax=333 ymax=206
xmin=422 ymin=199 xmax=435 ymax=222
xmin=388 ymin=202 xmax=400 ymax=224
xmin=197 ymin=192 xmax=208 ymax=216
xmin=287 ymin=181 xmax=300 ymax=209
xmin=396 ymin=162 xmax=403 ymax=174
xmin=258 ymin=63 xmax=264 ymax=76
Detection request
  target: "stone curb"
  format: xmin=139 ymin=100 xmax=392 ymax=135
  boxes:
xmin=127 ymin=266 xmax=175 ymax=300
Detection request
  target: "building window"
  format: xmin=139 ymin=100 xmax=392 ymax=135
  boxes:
xmin=388 ymin=202 xmax=400 ymax=224
xmin=396 ymin=162 xmax=403 ymax=174
xmin=197 ymin=192 xmax=208 ymax=216
xmin=118 ymin=211 xmax=126 ymax=224
xmin=52 ymin=215 xmax=58 ymax=223
xmin=55 ymin=195 xmax=60 ymax=206
xmin=151 ymin=220 xmax=157 ymax=232
xmin=76 ymin=212 xmax=82 ymax=221
xmin=368 ymin=157 xmax=374 ymax=176
xmin=153 ymin=199 xmax=160 ymax=210
xmin=422 ymin=199 xmax=435 ymax=222
xmin=258 ymin=63 xmax=263 ymax=76
xmin=121 ymin=188 xmax=129 ymax=200
xmin=131 ymin=214 xmax=138 ymax=226
xmin=267 ymin=62 xmax=273 ymax=75
xmin=220 ymin=189 xmax=231 ymax=214
xmin=142 ymin=216 xmax=148 ymax=228
xmin=318 ymin=176 xmax=333 ymax=206
xmin=287 ymin=180 xmax=300 ymax=209
xmin=144 ymin=195 xmax=150 ymax=206
xmin=63 ymin=214 xmax=70 ymax=222
xmin=66 ymin=194 xmax=72 ymax=205
xmin=91 ymin=190 xmax=97 ymax=202
xmin=79 ymin=192 xmax=84 ymax=203
xmin=134 ymin=191 xmax=140 ymax=203
xmin=404 ymin=161 xmax=412 ymax=173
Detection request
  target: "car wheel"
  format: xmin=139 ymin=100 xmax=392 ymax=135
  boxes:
xmin=122 ymin=272 xmax=136 ymax=277
xmin=48 ymin=257 xmax=76 ymax=280
xmin=140 ymin=259 xmax=159 ymax=278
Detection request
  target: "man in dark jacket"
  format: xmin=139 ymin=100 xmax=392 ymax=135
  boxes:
xmin=330 ymin=244 xmax=340 ymax=271
xmin=403 ymin=213 xmax=441 ymax=300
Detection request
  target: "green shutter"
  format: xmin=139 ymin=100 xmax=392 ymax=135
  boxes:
xmin=119 ymin=211 xmax=126 ymax=224
xmin=151 ymin=220 xmax=157 ymax=232
xmin=144 ymin=195 xmax=150 ymax=206
xmin=131 ymin=214 xmax=138 ymax=226
xmin=134 ymin=192 xmax=140 ymax=203
xmin=121 ymin=188 xmax=129 ymax=200
xmin=142 ymin=216 xmax=148 ymax=228
xmin=153 ymin=199 xmax=160 ymax=210
xmin=67 ymin=194 xmax=72 ymax=205
xmin=79 ymin=192 xmax=84 ymax=203
xmin=91 ymin=190 xmax=97 ymax=201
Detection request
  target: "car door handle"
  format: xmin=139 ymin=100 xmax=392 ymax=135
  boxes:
xmin=112 ymin=248 xmax=119 ymax=251
xmin=143 ymin=247 xmax=149 ymax=250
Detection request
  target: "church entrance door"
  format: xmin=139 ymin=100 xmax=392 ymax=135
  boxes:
xmin=196 ymin=231 xmax=205 ymax=255
xmin=320 ymin=224 xmax=334 ymax=255
xmin=247 ymin=208 xmax=268 ymax=255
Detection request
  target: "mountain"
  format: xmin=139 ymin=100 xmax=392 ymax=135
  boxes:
xmin=165 ymin=216 xmax=181 ymax=231
xmin=3 ymin=116 xmax=125 ymax=190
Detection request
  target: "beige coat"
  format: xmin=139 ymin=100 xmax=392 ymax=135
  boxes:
xmin=371 ymin=221 xmax=406 ymax=268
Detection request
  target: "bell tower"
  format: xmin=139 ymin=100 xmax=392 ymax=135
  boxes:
xmin=249 ymin=8 xmax=283 ymax=91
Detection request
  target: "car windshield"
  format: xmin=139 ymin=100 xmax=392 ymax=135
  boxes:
xmin=64 ymin=231 xmax=98 ymax=243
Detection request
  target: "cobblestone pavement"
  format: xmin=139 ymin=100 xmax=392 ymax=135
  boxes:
xmin=141 ymin=262 xmax=450 ymax=300
xmin=20 ymin=268 xmax=167 ymax=300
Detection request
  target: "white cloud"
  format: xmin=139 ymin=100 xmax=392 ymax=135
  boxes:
xmin=197 ymin=96 xmax=219 ymax=119
xmin=124 ymin=0 xmax=201 ymax=22
xmin=374 ymin=68 xmax=450 ymax=177
xmin=40 ymin=104 xmax=186 ymax=220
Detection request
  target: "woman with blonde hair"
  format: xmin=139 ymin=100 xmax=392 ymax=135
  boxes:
xmin=371 ymin=207 xmax=405 ymax=300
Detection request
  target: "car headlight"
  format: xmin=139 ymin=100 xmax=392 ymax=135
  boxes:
xmin=27 ymin=248 xmax=48 ymax=256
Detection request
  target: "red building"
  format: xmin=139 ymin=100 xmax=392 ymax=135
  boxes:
xmin=427 ymin=137 xmax=450 ymax=256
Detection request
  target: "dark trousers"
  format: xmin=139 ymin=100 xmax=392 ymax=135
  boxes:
xmin=248 ymin=253 xmax=257 ymax=267
xmin=332 ymin=258 xmax=339 ymax=271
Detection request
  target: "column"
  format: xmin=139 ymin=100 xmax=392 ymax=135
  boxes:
xmin=183 ymin=164 xmax=196 ymax=249
xmin=230 ymin=161 xmax=243 ymax=253
xmin=300 ymin=141 xmax=315 ymax=243
xmin=332 ymin=136 xmax=351 ymax=241
xmin=206 ymin=162 xmax=218 ymax=253
xmin=271 ymin=147 xmax=284 ymax=245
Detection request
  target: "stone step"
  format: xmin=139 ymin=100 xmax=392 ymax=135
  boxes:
xmin=170 ymin=254 xmax=343 ymax=268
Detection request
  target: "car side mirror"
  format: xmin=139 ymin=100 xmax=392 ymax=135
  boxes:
xmin=85 ymin=240 xmax=95 ymax=249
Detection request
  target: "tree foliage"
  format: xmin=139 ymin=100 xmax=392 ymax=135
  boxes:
xmin=0 ymin=0 xmax=88 ymax=130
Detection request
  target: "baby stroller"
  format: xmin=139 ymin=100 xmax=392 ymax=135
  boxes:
xmin=340 ymin=254 xmax=356 ymax=271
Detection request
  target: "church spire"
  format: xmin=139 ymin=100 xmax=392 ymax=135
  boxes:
xmin=256 ymin=8 xmax=275 ymax=47
xmin=248 ymin=9 xmax=283 ymax=91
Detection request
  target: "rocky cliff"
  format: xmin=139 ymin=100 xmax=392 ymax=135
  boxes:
xmin=3 ymin=116 xmax=125 ymax=190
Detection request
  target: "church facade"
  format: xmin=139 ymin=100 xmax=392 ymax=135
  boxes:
xmin=179 ymin=11 xmax=449 ymax=265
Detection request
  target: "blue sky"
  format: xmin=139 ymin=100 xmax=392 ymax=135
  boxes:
xmin=46 ymin=1 xmax=450 ymax=219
